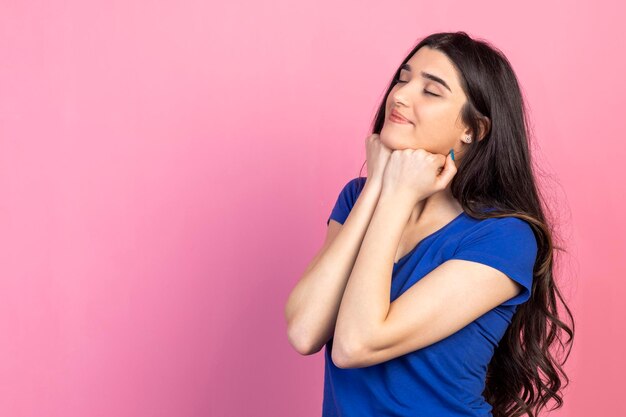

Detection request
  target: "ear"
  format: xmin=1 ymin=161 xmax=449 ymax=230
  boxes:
xmin=476 ymin=116 xmax=491 ymax=141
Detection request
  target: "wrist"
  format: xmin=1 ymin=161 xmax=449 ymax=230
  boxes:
xmin=363 ymin=177 xmax=383 ymax=193
xmin=374 ymin=192 xmax=415 ymax=229
xmin=380 ymin=186 xmax=422 ymax=207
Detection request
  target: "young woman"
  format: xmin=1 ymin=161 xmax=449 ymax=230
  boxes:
xmin=285 ymin=31 xmax=574 ymax=417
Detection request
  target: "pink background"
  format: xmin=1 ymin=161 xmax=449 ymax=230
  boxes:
xmin=1 ymin=1 xmax=624 ymax=416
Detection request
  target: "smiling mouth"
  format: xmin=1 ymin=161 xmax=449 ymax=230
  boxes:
xmin=389 ymin=113 xmax=412 ymax=124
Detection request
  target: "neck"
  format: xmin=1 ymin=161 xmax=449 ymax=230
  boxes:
xmin=406 ymin=187 xmax=463 ymax=228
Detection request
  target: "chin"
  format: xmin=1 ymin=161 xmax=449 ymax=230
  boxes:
xmin=378 ymin=128 xmax=398 ymax=149
xmin=379 ymin=129 xmax=409 ymax=151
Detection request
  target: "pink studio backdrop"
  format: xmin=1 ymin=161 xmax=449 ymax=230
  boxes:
xmin=1 ymin=1 xmax=624 ymax=416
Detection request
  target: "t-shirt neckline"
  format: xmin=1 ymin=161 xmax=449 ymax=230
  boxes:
xmin=393 ymin=211 xmax=466 ymax=266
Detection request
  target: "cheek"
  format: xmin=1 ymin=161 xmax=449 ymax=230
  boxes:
xmin=423 ymin=108 xmax=457 ymax=131
xmin=415 ymin=117 xmax=459 ymax=151
xmin=384 ymin=98 xmax=393 ymax=115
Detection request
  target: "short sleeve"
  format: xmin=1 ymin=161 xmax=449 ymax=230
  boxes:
xmin=449 ymin=217 xmax=538 ymax=307
xmin=326 ymin=177 xmax=367 ymax=226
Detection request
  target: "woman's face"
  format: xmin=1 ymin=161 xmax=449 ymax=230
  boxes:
xmin=380 ymin=46 xmax=471 ymax=157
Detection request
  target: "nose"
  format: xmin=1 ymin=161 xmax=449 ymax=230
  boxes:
xmin=391 ymin=91 xmax=411 ymax=110
xmin=391 ymin=82 xmax=413 ymax=106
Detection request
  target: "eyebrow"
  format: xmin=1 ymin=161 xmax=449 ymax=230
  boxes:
xmin=400 ymin=63 xmax=452 ymax=93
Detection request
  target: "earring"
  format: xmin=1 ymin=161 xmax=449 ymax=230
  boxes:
xmin=463 ymin=134 xmax=472 ymax=143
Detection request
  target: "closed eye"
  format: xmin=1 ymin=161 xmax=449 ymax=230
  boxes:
xmin=392 ymin=77 xmax=440 ymax=97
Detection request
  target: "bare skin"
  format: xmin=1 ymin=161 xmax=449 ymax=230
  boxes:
xmin=377 ymin=46 xmax=489 ymax=262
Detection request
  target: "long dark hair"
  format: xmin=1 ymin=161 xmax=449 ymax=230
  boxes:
xmin=360 ymin=32 xmax=575 ymax=417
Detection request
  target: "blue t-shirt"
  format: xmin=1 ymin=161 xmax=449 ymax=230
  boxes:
xmin=322 ymin=177 xmax=538 ymax=417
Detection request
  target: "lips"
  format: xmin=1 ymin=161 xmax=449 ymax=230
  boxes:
xmin=390 ymin=109 xmax=412 ymax=124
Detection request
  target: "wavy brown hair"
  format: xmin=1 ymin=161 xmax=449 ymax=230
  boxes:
xmin=358 ymin=32 xmax=575 ymax=417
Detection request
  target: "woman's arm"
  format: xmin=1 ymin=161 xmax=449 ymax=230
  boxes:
xmin=331 ymin=191 xmax=523 ymax=368
xmin=331 ymin=190 xmax=414 ymax=361
xmin=284 ymin=179 xmax=382 ymax=355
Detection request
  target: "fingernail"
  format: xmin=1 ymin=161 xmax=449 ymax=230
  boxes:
xmin=450 ymin=149 xmax=455 ymax=161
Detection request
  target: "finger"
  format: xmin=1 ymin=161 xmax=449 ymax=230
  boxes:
xmin=436 ymin=152 xmax=457 ymax=188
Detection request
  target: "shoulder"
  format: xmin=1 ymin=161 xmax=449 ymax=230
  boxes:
xmin=454 ymin=214 xmax=538 ymax=259
xmin=343 ymin=176 xmax=367 ymax=193
xmin=336 ymin=176 xmax=367 ymax=202
xmin=327 ymin=177 xmax=367 ymax=225
xmin=463 ymin=214 xmax=535 ymax=239
xmin=449 ymin=214 xmax=539 ymax=307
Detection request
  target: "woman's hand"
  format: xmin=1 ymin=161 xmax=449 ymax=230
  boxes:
xmin=365 ymin=134 xmax=392 ymax=186
xmin=381 ymin=148 xmax=457 ymax=206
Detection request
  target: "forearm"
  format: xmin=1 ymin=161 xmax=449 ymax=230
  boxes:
xmin=333 ymin=190 xmax=418 ymax=355
xmin=285 ymin=179 xmax=383 ymax=354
